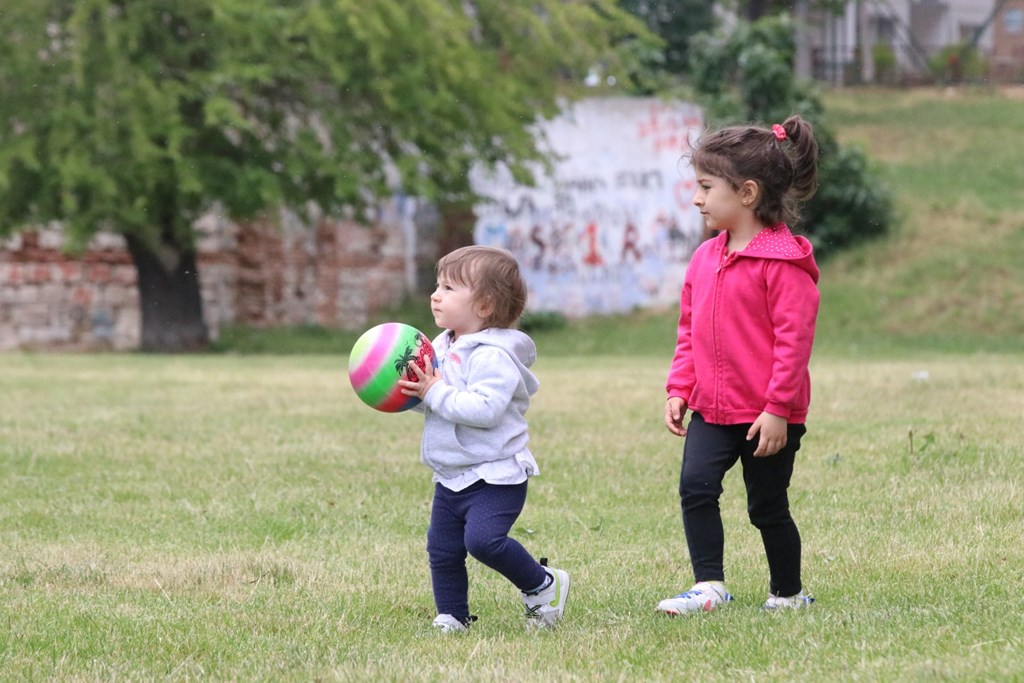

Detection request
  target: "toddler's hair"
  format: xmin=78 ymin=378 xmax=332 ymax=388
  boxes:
xmin=436 ymin=245 xmax=527 ymax=329
xmin=690 ymin=115 xmax=819 ymax=227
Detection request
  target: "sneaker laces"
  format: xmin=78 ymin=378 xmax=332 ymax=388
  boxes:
xmin=674 ymin=583 xmax=725 ymax=600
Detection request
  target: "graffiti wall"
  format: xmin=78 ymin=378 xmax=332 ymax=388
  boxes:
xmin=472 ymin=98 xmax=704 ymax=317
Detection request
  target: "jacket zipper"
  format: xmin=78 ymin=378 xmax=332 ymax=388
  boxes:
xmin=711 ymin=248 xmax=729 ymax=423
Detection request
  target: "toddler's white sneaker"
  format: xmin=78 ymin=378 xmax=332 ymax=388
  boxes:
xmin=521 ymin=567 xmax=570 ymax=629
xmin=432 ymin=614 xmax=475 ymax=632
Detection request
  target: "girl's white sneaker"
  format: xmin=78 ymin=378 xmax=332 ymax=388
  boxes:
xmin=764 ymin=592 xmax=814 ymax=609
xmin=656 ymin=581 xmax=732 ymax=614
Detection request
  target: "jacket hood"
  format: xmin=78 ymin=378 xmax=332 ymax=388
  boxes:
xmin=734 ymin=224 xmax=819 ymax=284
xmin=435 ymin=327 xmax=539 ymax=393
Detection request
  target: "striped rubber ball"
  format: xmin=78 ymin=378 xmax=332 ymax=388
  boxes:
xmin=348 ymin=322 xmax=438 ymax=412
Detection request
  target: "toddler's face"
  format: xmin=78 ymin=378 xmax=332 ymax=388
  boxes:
xmin=430 ymin=273 xmax=485 ymax=338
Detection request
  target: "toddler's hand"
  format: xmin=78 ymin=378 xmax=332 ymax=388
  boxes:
xmin=399 ymin=361 xmax=442 ymax=400
xmin=664 ymin=397 xmax=688 ymax=437
xmin=747 ymin=411 xmax=787 ymax=457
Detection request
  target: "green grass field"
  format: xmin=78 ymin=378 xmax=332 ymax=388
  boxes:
xmin=2 ymin=87 xmax=1024 ymax=680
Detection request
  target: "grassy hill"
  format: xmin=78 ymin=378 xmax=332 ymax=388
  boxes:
xmin=543 ymin=86 xmax=1024 ymax=357
xmin=216 ymin=87 xmax=1024 ymax=357
xmin=815 ymin=86 xmax=1024 ymax=355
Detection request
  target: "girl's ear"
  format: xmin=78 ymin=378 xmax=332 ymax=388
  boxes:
xmin=740 ymin=180 xmax=760 ymax=208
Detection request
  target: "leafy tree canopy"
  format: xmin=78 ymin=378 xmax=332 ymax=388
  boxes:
xmin=1 ymin=0 xmax=652 ymax=248
xmin=0 ymin=0 xmax=652 ymax=350
xmin=617 ymin=0 xmax=715 ymax=82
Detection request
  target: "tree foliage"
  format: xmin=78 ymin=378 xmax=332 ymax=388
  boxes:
xmin=688 ymin=15 xmax=893 ymax=258
xmin=0 ymin=0 xmax=650 ymax=350
xmin=719 ymin=0 xmax=848 ymax=21
xmin=616 ymin=0 xmax=714 ymax=79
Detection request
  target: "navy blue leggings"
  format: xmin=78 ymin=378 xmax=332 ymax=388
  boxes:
xmin=427 ymin=480 xmax=547 ymax=620
xmin=678 ymin=411 xmax=807 ymax=597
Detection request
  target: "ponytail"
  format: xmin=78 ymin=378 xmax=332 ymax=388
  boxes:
xmin=780 ymin=115 xmax=819 ymax=204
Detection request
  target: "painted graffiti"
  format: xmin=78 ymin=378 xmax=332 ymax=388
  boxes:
xmin=472 ymin=98 xmax=705 ymax=317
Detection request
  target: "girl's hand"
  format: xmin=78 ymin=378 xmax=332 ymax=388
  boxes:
xmin=398 ymin=361 xmax=442 ymax=399
xmin=747 ymin=411 xmax=787 ymax=457
xmin=665 ymin=397 xmax=688 ymax=437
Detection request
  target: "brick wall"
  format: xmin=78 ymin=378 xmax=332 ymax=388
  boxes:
xmin=0 ymin=199 xmax=438 ymax=351
xmin=993 ymin=1 xmax=1024 ymax=81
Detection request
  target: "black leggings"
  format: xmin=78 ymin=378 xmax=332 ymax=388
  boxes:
xmin=678 ymin=411 xmax=807 ymax=596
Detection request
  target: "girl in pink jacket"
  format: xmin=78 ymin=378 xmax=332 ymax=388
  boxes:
xmin=657 ymin=116 xmax=821 ymax=615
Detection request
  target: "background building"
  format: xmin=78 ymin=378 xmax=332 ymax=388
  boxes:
xmin=992 ymin=0 xmax=1024 ymax=80
xmin=797 ymin=0 xmax=1009 ymax=84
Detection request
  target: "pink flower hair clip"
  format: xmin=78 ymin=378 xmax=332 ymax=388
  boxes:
xmin=771 ymin=124 xmax=787 ymax=141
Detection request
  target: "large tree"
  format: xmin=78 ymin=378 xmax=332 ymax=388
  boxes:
xmin=0 ymin=0 xmax=648 ymax=351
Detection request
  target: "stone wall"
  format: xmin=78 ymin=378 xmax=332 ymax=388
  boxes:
xmin=0 ymin=198 xmax=437 ymax=351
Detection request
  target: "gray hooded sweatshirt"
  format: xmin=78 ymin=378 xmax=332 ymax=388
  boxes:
xmin=419 ymin=327 xmax=540 ymax=481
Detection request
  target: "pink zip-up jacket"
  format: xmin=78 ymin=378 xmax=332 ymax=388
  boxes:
xmin=666 ymin=224 xmax=820 ymax=425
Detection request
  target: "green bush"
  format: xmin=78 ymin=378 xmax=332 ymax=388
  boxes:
xmin=872 ymin=43 xmax=897 ymax=84
xmin=688 ymin=15 xmax=894 ymax=259
xmin=518 ymin=310 xmax=568 ymax=333
xmin=802 ymin=142 xmax=892 ymax=257
xmin=928 ymin=43 xmax=989 ymax=83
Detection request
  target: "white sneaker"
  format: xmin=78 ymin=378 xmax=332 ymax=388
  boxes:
xmin=521 ymin=567 xmax=570 ymax=629
xmin=432 ymin=614 xmax=474 ymax=632
xmin=656 ymin=581 xmax=732 ymax=614
xmin=764 ymin=592 xmax=814 ymax=610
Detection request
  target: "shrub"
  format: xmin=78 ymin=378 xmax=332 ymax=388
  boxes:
xmin=928 ymin=43 xmax=989 ymax=84
xmin=519 ymin=310 xmax=568 ymax=333
xmin=688 ymin=15 xmax=894 ymax=259
xmin=872 ymin=43 xmax=897 ymax=85
xmin=802 ymin=142 xmax=892 ymax=257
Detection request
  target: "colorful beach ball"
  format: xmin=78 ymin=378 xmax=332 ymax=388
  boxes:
xmin=347 ymin=322 xmax=437 ymax=412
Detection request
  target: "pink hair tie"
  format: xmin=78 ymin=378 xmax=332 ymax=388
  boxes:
xmin=772 ymin=124 xmax=787 ymax=141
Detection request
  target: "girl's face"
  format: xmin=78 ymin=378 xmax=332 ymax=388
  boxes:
xmin=692 ymin=171 xmax=748 ymax=233
xmin=430 ymin=273 xmax=486 ymax=338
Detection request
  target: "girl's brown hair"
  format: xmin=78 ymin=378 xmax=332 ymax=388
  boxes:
xmin=436 ymin=246 xmax=527 ymax=329
xmin=689 ymin=114 xmax=819 ymax=227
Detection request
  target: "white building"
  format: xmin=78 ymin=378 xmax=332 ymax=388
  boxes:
xmin=799 ymin=0 xmax=1000 ymax=84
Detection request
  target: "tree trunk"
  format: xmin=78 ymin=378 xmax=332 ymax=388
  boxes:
xmin=794 ymin=0 xmax=813 ymax=80
xmin=857 ymin=0 xmax=875 ymax=84
xmin=745 ymin=0 xmax=770 ymax=21
xmin=125 ymin=233 xmax=210 ymax=352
